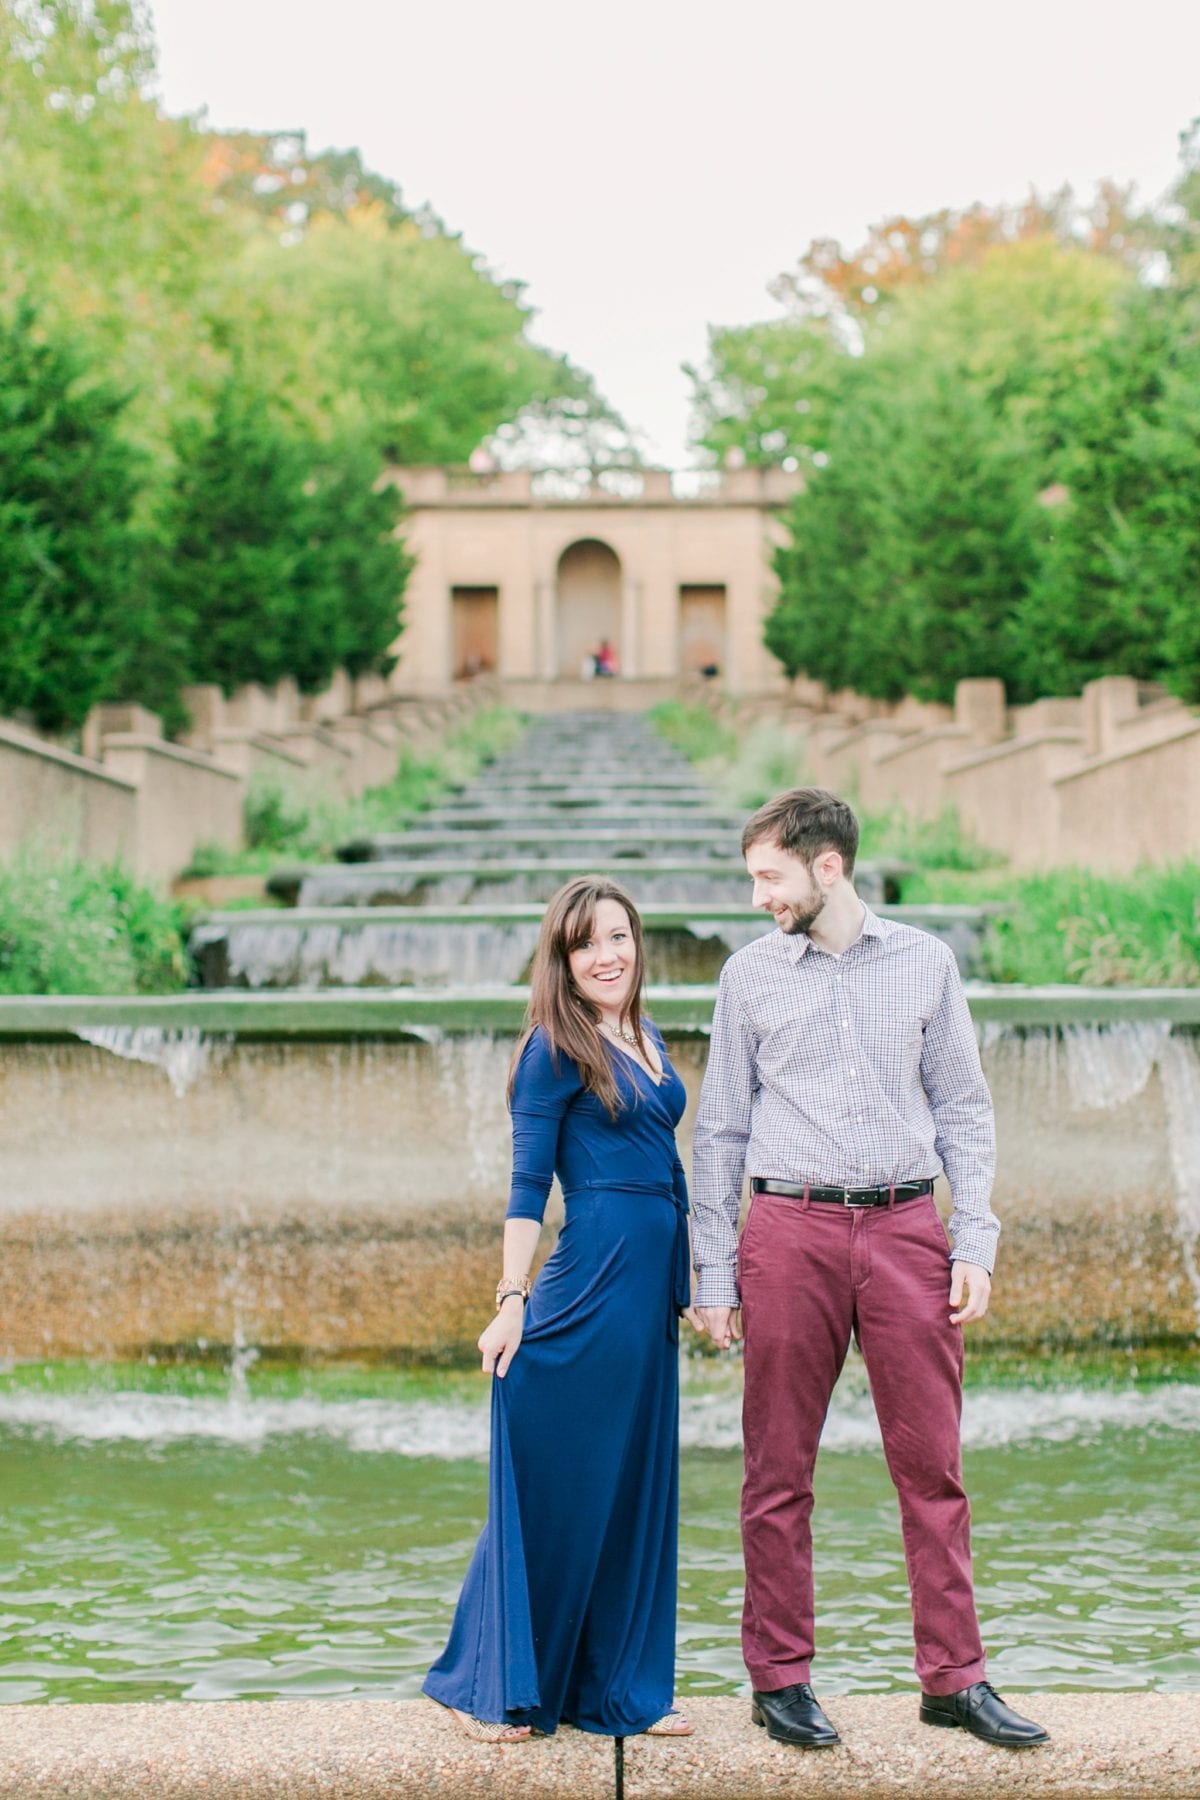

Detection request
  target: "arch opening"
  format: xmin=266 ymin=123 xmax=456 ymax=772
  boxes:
xmin=556 ymin=539 xmax=621 ymax=678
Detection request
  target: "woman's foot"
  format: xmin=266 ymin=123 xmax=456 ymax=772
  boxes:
xmin=643 ymin=1708 xmax=694 ymax=1737
xmin=430 ymin=1698 xmax=532 ymax=1743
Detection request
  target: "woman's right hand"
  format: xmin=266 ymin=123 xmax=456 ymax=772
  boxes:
xmin=478 ymin=1297 xmax=524 ymax=1377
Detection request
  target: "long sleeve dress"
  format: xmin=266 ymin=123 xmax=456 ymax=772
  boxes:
xmin=423 ymin=1021 xmax=691 ymax=1737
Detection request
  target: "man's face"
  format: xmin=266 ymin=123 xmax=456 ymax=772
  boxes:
xmin=745 ymin=838 xmax=827 ymax=935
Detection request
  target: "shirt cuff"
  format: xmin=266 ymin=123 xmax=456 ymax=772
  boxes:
xmin=695 ymin=1267 xmax=741 ymax=1308
xmin=949 ymin=1224 xmax=997 ymax=1275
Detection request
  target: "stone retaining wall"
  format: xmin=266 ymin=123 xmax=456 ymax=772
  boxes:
xmin=0 ymin=674 xmax=487 ymax=887
xmin=739 ymin=675 xmax=1200 ymax=873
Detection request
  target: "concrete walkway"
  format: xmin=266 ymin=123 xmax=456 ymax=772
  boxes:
xmin=0 ymin=1695 xmax=1196 ymax=1799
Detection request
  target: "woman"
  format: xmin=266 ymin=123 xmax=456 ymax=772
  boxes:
xmin=424 ymin=876 xmax=698 ymax=1742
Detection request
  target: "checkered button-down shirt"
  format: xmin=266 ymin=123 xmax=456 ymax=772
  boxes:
xmin=691 ymin=905 xmax=999 ymax=1307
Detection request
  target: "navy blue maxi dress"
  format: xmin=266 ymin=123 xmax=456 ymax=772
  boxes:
xmin=423 ymin=1022 xmax=690 ymax=1737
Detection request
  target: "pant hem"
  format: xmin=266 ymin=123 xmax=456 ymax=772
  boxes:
xmin=919 ymin=1661 xmax=987 ymax=1697
xmin=746 ymin=1664 xmax=812 ymax=1693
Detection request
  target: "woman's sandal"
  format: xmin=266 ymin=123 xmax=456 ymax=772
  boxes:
xmin=430 ymin=1698 xmax=532 ymax=1743
xmin=643 ymin=1708 xmax=695 ymax=1737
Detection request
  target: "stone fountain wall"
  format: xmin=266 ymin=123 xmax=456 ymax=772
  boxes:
xmin=1 ymin=1024 xmax=1196 ymax=1362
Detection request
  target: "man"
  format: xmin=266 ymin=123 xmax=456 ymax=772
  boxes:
xmin=691 ymin=788 xmax=1047 ymax=1751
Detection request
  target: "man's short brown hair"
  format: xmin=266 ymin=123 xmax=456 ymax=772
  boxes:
xmin=741 ymin=787 xmax=859 ymax=877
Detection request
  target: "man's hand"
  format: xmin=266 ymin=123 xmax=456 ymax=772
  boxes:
xmin=696 ymin=1306 xmax=743 ymax=1349
xmin=949 ymin=1262 xmax=991 ymax=1326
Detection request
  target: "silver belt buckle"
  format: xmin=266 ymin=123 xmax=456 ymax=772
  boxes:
xmin=844 ymin=1186 xmax=871 ymax=1207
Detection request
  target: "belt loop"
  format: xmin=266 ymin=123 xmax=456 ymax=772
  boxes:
xmin=887 ymin=1183 xmax=896 ymax=1211
xmin=802 ymin=1183 xmax=810 ymax=1213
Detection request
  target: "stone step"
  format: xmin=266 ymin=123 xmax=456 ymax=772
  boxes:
xmin=265 ymin=860 xmax=907 ymax=909
xmin=188 ymin=904 xmax=993 ymax=987
xmin=0 ymin=1693 xmax=1188 ymax=1799
xmin=337 ymin=827 xmax=747 ymax=862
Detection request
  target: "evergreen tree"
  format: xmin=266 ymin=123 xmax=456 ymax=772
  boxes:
xmin=893 ymin=372 xmax=1038 ymax=702
xmin=0 ymin=298 xmax=145 ymax=731
xmin=291 ymin=438 xmax=412 ymax=690
xmin=160 ymin=379 xmax=311 ymax=693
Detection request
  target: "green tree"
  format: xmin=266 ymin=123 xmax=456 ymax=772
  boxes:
xmin=238 ymin=207 xmax=590 ymax=463
xmin=0 ymin=297 xmax=146 ymax=730
xmin=685 ymin=317 xmax=845 ymax=468
xmin=291 ymin=438 xmax=412 ymax=690
xmin=159 ymin=378 xmax=311 ymax=693
xmin=0 ymin=0 xmax=230 ymax=470
xmin=764 ymin=238 xmax=1133 ymax=700
xmin=892 ymin=372 xmax=1038 ymax=701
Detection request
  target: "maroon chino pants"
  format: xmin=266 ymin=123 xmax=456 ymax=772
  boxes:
xmin=738 ymin=1190 xmax=987 ymax=1696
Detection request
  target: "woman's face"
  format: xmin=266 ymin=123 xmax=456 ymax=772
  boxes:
xmin=567 ymin=898 xmax=638 ymax=1018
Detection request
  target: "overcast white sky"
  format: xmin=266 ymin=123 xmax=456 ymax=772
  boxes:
xmin=144 ymin=0 xmax=1200 ymax=466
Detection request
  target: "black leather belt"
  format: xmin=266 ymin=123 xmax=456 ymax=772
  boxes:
xmin=750 ymin=1177 xmax=934 ymax=1209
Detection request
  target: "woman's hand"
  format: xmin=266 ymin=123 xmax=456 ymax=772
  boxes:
xmin=479 ymin=1296 xmax=525 ymax=1377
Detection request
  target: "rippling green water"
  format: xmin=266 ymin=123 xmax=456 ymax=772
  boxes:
xmin=0 ymin=1358 xmax=1197 ymax=1702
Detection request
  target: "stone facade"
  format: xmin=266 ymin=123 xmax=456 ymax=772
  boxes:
xmin=385 ymin=464 xmax=803 ymax=695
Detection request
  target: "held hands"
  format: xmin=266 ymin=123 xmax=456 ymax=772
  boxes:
xmin=949 ymin=1261 xmax=991 ymax=1326
xmin=479 ymin=1296 xmax=524 ymax=1377
xmin=695 ymin=1305 xmax=743 ymax=1350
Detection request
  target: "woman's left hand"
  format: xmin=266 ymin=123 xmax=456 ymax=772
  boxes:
xmin=681 ymin=1276 xmax=706 ymax=1334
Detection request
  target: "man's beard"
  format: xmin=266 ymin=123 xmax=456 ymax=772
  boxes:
xmin=778 ymin=890 xmax=826 ymax=935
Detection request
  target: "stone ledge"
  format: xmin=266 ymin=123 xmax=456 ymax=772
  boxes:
xmin=0 ymin=1695 xmax=1194 ymax=1800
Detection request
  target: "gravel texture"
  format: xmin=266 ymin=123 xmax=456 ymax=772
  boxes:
xmin=0 ymin=1694 xmax=1196 ymax=1799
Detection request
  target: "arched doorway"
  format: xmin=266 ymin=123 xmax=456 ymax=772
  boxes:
xmin=556 ymin=539 xmax=621 ymax=678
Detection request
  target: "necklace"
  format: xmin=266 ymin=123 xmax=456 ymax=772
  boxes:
xmin=605 ymin=1020 xmax=640 ymax=1048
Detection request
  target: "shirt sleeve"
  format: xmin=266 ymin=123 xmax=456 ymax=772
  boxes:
xmin=505 ymin=1029 xmax=582 ymax=1224
xmin=920 ymin=951 xmax=1000 ymax=1272
xmin=691 ymin=969 xmax=758 ymax=1306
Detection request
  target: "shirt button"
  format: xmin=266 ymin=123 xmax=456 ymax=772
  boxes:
xmin=842 ymin=1020 xmax=850 ymax=1029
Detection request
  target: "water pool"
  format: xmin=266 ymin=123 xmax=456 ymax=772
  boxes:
xmin=1 ymin=1358 xmax=1197 ymax=1703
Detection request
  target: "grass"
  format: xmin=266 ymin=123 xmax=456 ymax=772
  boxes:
xmin=906 ymin=863 xmax=1200 ymax=987
xmin=3 ymin=1346 xmax=1196 ymax=1397
xmin=182 ymin=705 xmax=526 ymax=876
xmin=647 ymin=701 xmax=803 ymax=809
xmin=858 ymin=803 xmax=1005 ymax=873
xmin=0 ymin=848 xmax=189 ymax=996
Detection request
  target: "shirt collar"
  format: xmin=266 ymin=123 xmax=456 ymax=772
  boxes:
xmin=781 ymin=900 xmax=889 ymax=963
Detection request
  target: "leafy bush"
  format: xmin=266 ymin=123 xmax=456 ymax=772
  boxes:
xmin=0 ymin=851 xmax=189 ymax=995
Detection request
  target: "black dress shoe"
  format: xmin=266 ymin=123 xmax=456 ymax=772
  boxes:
xmin=750 ymin=1682 xmax=840 ymax=1747
xmin=920 ymin=1681 xmax=1049 ymax=1746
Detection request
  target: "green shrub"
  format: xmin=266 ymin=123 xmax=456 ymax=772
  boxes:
xmin=858 ymin=804 xmax=1005 ymax=873
xmin=906 ymin=864 xmax=1200 ymax=986
xmin=646 ymin=700 xmax=736 ymax=765
xmin=0 ymin=851 xmax=189 ymax=995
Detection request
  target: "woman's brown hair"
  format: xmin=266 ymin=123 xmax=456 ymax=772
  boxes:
xmin=508 ymin=875 xmax=649 ymax=1119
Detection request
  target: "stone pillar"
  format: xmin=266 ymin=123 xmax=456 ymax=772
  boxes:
xmin=82 ymin=704 xmax=163 ymax=761
xmin=535 ymin=580 xmax=556 ymax=680
xmin=620 ymin=577 xmax=640 ymax=679
xmin=1082 ymin=675 xmax=1139 ymax=756
xmin=954 ymin=678 xmax=1007 ymax=745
